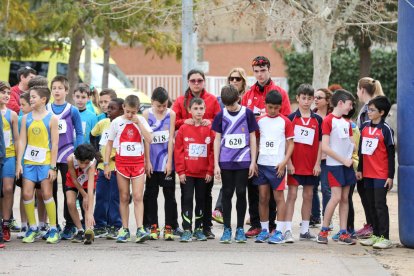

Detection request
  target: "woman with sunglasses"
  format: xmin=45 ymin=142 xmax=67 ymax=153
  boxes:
xmin=172 ymin=69 xmax=221 ymax=239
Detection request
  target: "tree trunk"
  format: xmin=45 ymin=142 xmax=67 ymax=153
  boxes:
xmin=102 ymin=32 xmax=110 ymax=89
xmin=358 ymin=33 xmax=372 ymax=79
xmin=311 ymin=21 xmax=336 ymax=90
xmin=84 ymin=35 xmax=92 ymax=84
xmin=67 ymin=26 xmax=84 ymax=103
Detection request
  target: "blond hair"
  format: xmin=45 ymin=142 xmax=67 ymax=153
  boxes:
xmin=358 ymin=77 xmax=384 ymax=98
xmin=227 ymin=67 xmax=247 ymax=93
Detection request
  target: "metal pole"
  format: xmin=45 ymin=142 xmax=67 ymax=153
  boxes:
xmin=182 ymin=0 xmax=197 ymax=94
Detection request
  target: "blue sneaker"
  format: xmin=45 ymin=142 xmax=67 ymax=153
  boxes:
xmin=173 ymin=227 xmax=184 ymax=237
xmin=60 ymin=226 xmax=76 ymax=240
xmin=116 ymin=228 xmax=131 ymax=243
xmin=180 ymin=230 xmax=192 ymax=242
xmin=235 ymin=227 xmax=247 ymax=243
xmin=255 ymin=229 xmax=270 ymax=243
xmin=220 ymin=227 xmax=232 ymax=244
xmin=268 ymin=230 xmax=285 ymax=244
xmin=46 ymin=228 xmax=60 ymax=244
xmin=193 ymin=228 xmax=207 ymax=241
xmin=332 ymin=231 xmax=340 ymax=242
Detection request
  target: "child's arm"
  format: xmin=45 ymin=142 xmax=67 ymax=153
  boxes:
xmin=104 ymin=140 xmax=114 ymax=179
xmin=85 ymin=163 xmax=97 ymax=229
xmin=276 ymin=139 xmax=294 ymax=177
xmin=249 ymin=132 xmax=257 ymax=178
xmin=11 ymin=111 xmax=19 ymax=157
xmin=67 ymin=156 xmax=88 ymax=199
xmin=142 ymin=110 xmax=153 ymax=177
xmin=206 ymin=130 xmax=215 ymax=182
xmin=49 ymin=115 xmax=59 ymax=181
xmin=322 ymin=134 xmax=353 ymax=167
xmin=313 ymin=141 xmax=322 ymax=176
xmin=71 ymin=107 xmax=84 ymax=146
xmin=133 ymin=115 xmax=153 ymax=143
xmin=15 ymin=115 xmax=27 ymax=179
xmin=165 ymin=111 xmax=176 ymax=177
xmin=213 ymin=132 xmax=221 ymax=180
xmin=174 ymin=129 xmax=186 ymax=184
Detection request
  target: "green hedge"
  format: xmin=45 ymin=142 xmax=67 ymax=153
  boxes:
xmin=283 ymin=50 xmax=397 ymax=103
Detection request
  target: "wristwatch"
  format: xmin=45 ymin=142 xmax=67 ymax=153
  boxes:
xmin=50 ymin=165 xmax=57 ymax=171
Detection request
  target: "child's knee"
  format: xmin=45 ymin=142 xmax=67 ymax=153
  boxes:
xmin=133 ymin=192 xmax=143 ymax=204
xmin=120 ymin=192 xmax=130 ymax=203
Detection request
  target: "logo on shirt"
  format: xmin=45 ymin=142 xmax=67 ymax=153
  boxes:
xmin=205 ymin=137 xmax=211 ymax=144
xmin=32 ymin=127 xmax=41 ymax=136
xmin=184 ymin=137 xmax=189 ymax=142
xmin=247 ymin=99 xmax=252 ymax=106
xmin=127 ymin=129 xmax=134 ymax=138
xmin=241 ymin=127 xmax=245 ymax=133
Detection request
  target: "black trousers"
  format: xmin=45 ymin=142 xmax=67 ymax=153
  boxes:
xmin=347 ymin=183 xmax=356 ymax=231
xmin=53 ymin=163 xmax=72 ymax=227
xmin=221 ymin=169 xmax=248 ymax=228
xmin=204 ymin=180 xmax=214 ymax=231
xmin=247 ymin=179 xmax=276 ymax=229
xmin=366 ymin=186 xmax=389 ymax=239
xmin=143 ymin=172 xmax=178 ymax=228
xmin=180 ymin=176 xmax=209 ymax=230
xmin=357 ymin=179 xmax=373 ymax=226
xmin=214 ymin=188 xmax=223 ymax=211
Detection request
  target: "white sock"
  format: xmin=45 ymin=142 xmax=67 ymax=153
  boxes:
xmin=276 ymin=221 xmax=284 ymax=232
xmin=38 ymin=222 xmax=45 ymax=228
xmin=285 ymin=221 xmax=292 ymax=232
xmin=21 ymin=222 xmax=28 ymax=228
xmin=260 ymin=221 xmax=269 ymax=231
xmin=301 ymin=220 xmax=310 ymax=234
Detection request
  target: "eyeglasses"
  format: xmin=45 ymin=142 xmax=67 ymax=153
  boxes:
xmin=189 ymin=79 xmax=204 ymax=84
xmin=315 ymin=96 xmax=326 ymax=100
xmin=367 ymin=108 xmax=379 ymax=113
xmin=229 ymin=77 xmax=242 ymax=82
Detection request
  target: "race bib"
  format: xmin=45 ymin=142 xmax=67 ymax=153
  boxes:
xmin=152 ymin=130 xmax=169 ymax=144
xmin=224 ymin=134 xmax=246 ymax=149
xmin=361 ymin=137 xmax=379 ymax=156
xmin=294 ymin=125 xmax=315 ymax=145
xmin=99 ymin=130 xmax=110 ymax=146
xmin=120 ymin=142 xmax=142 ymax=156
xmin=188 ymin=143 xmax=207 ymax=158
xmin=77 ymin=173 xmax=88 ymax=185
xmin=3 ymin=130 xmax=11 ymax=148
xmin=338 ymin=121 xmax=350 ymax=139
xmin=58 ymin=120 xmax=67 ymax=134
xmin=24 ymin=145 xmax=47 ymax=163
xmin=261 ymin=139 xmax=279 ymax=155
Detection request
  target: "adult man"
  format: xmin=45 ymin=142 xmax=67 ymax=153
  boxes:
xmin=7 ymin=66 xmax=37 ymax=114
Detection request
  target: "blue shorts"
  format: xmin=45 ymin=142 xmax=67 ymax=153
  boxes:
xmin=288 ymin=174 xmax=319 ymax=186
xmin=23 ymin=164 xmax=50 ymax=183
xmin=326 ymin=165 xmax=356 ymax=188
xmin=364 ymin=178 xmax=387 ymax=189
xmin=2 ymin=157 xmax=16 ymax=178
xmin=253 ymin=165 xmax=286 ymax=191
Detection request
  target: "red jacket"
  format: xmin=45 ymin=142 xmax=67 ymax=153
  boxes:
xmin=241 ymin=80 xmax=291 ymax=116
xmin=174 ymin=124 xmax=215 ymax=178
xmin=172 ymin=89 xmax=221 ymax=130
xmin=7 ymin=85 xmax=23 ymax=114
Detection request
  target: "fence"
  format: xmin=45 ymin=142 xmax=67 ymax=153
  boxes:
xmin=128 ymin=75 xmax=288 ymax=100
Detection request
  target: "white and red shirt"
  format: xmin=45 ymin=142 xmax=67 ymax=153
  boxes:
xmin=108 ymin=116 xmax=152 ymax=166
xmin=256 ymin=114 xmax=294 ymax=166
xmin=322 ymin=114 xmax=354 ymax=166
xmin=288 ymin=109 xmax=323 ymax=175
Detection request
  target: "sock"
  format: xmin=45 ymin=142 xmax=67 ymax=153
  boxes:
xmin=260 ymin=221 xmax=269 ymax=231
xmin=301 ymin=220 xmax=310 ymax=235
xmin=339 ymin=229 xmax=347 ymax=234
xmin=44 ymin=197 xmax=57 ymax=227
xmin=21 ymin=222 xmax=28 ymax=228
xmin=23 ymin=199 xmax=37 ymax=228
xmin=38 ymin=222 xmax=45 ymax=228
xmin=321 ymin=226 xmax=330 ymax=232
xmin=3 ymin=219 xmax=10 ymax=226
xmin=285 ymin=221 xmax=292 ymax=232
xmin=276 ymin=221 xmax=285 ymax=232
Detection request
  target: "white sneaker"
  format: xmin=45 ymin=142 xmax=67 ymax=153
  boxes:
xmin=17 ymin=227 xmax=27 ymax=239
xmin=373 ymin=237 xmax=392 ymax=249
xmin=284 ymin=230 xmax=294 ymax=243
xmin=360 ymin=235 xmax=378 ymax=246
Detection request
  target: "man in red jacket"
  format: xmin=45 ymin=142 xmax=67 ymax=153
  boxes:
xmin=7 ymin=66 xmax=37 ymax=114
xmin=241 ymin=56 xmax=292 ymax=238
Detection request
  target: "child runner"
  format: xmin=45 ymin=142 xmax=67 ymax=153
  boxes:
xmin=212 ymin=85 xmax=258 ymax=243
xmin=0 ymin=81 xmax=19 ymax=242
xmin=174 ymin=98 xmax=215 ymax=242
xmin=254 ymin=90 xmax=294 ymax=244
xmin=143 ymin=87 xmax=179 ymax=240
xmin=16 ymin=86 xmax=59 ymax=244
xmin=285 ymin=84 xmax=322 ymax=243
xmin=104 ymin=95 xmax=153 ymax=243
xmin=97 ymin=89 xmax=117 ymax=122
xmin=91 ymin=98 xmax=123 ymax=239
xmin=316 ymin=89 xmax=356 ymax=245
xmin=358 ymin=96 xmax=395 ymax=249
xmin=73 ymin=84 xmax=98 ymax=144
xmin=0 ymin=103 xmax=4 ymax=248
xmin=65 ymin=143 xmax=98 ymax=244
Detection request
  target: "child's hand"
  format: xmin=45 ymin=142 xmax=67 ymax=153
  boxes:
xmin=385 ymin=178 xmax=393 ymax=190
xmin=48 ymin=169 xmax=57 ymax=181
xmin=179 ymin=174 xmax=186 ymax=184
xmin=343 ymin=158 xmax=353 ymax=168
xmin=313 ymin=163 xmax=321 ymax=176
xmin=131 ymin=115 xmax=140 ymax=124
xmin=104 ymin=166 xmax=111 ymax=180
xmin=86 ymin=212 xmax=95 ymax=228
xmin=201 ymin=119 xmax=211 ymax=126
xmin=205 ymin=174 xmax=212 ymax=183
xmin=15 ymin=164 xmax=23 ymax=180
xmin=184 ymin=118 xmax=194 ymax=125
xmin=248 ymin=162 xmax=256 ymax=179
xmin=146 ymin=162 xmax=153 ymax=178
xmin=287 ymin=164 xmax=295 ymax=175
xmin=275 ymin=163 xmax=286 ymax=178
xmin=214 ymin=166 xmax=221 ymax=180
xmin=165 ymin=162 xmax=172 ymax=177
xmin=356 ymin=171 xmax=362 ymax=180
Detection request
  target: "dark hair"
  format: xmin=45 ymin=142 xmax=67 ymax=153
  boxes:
xmin=189 ymin=97 xmax=205 ymax=108
xmin=28 ymin=76 xmax=48 ymax=88
xmin=0 ymin=81 xmax=11 ymax=92
xmin=74 ymin=144 xmax=98 ymax=162
xmin=100 ymin=88 xmax=117 ymax=99
xmin=265 ymin=90 xmax=282 ymax=105
xmin=124 ymin=95 xmax=140 ymax=109
xmin=110 ymin=98 xmax=124 ymax=108
xmin=20 ymin=92 xmax=30 ymax=103
xmin=51 ymin=75 xmax=69 ymax=91
xmin=17 ymin=67 xmax=37 ymax=82
xmin=331 ymin=89 xmax=355 ymax=107
xmin=74 ymin=83 xmax=91 ymax=97
xmin=184 ymin=69 xmax=205 ymax=109
xmin=151 ymin=87 xmax=169 ymax=104
xmin=221 ymin=84 xmax=239 ymax=106
xmin=29 ymin=86 xmax=51 ymax=104
xmin=368 ymin=96 xmax=391 ymax=119
xmin=342 ymin=100 xmax=357 ymax=119
xmin=252 ymin=56 xmax=271 ymax=68
xmin=296 ymin=83 xmax=314 ymax=97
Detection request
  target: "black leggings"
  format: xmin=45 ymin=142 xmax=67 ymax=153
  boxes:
xmin=221 ymin=169 xmax=248 ymax=228
xmin=53 ymin=163 xmax=71 ymax=227
xmin=357 ymin=179 xmax=373 ymax=226
xmin=347 ymin=183 xmax=356 ymax=231
xmin=366 ymin=186 xmax=389 ymax=239
xmin=248 ymin=180 xmax=276 ymax=229
xmin=180 ymin=177 xmax=207 ymax=230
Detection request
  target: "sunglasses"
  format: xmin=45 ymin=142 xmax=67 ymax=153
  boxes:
xmin=189 ymin=79 xmax=204 ymax=84
xmin=229 ymin=77 xmax=242 ymax=82
xmin=315 ymin=96 xmax=326 ymax=100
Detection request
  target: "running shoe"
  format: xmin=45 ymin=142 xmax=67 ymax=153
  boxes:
xmin=94 ymin=227 xmax=109 ymax=238
xmin=72 ymin=230 xmax=85 ymax=243
xmin=60 ymin=225 xmax=76 ymax=240
xmin=9 ymin=219 xmax=21 ymax=232
xmin=2 ymin=225 xmax=11 ymax=242
xmin=180 ymin=230 xmax=192 ymax=242
xmin=299 ymin=231 xmax=316 ymax=241
xmin=235 ymin=227 xmax=247 ymax=243
xmin=150 ymin=224 xmax=160 ymax=240
xmin=255 ymin=229 xmax=270 ymax=243
xmin=116 ymin=228 xmax=131 ymax=243
xmin=356 ymin=224 xmax=373 ymax=239
xmin=22 ymin=228 xmax=40 ymax=243
xmin=84 ymin=229 xmax=95 ymax=245
xmin=17 ymin=226 xmax=27 ymax=239
xmin=332 ymin=231 xmax=340 ymax=242
xmin=220 ymin=227 xmax=232 ymax=244
xmin=173 ymin=227 xmax=184 ymax=237
xmin=245 ymin=226 xmax=261 ymax=238
xmin=136 ymin=227 xmax=150 ymax=243
xmin=106 ymin=226 xmax=118 ymax=240
xmin=203 ymin=228 xmax=215 ymax=239
xmin=164 ymin=225 xmax=174 ymax=241
xmin=284 ymin=230 xmax=294 ymax=243
xmin=373 ymin=237 xmax=392 ymax=249
xmin=316 ymin=230 xmax=329 ymax=244
xmin=212 ymin=210 xmax=224 ymax=224
xmin=360 ymin=235 xmax=379 ymax=246
xmin=269 ymin=230 xmax=285 ymax=244
xmin=39 ymin=225 xmax=49 ymax=239
xmin=46 ymin=228 xmax=60 ymax=244
xmin=194 ymin=228 xmax=207 ymax=241
xmin=338 ymin=233 xmax=356 ymax=245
